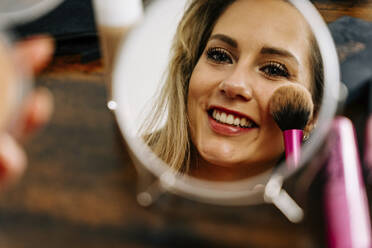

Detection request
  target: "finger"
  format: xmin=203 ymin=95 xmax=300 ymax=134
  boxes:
xmin=23 ymin=87 xmax=54 ymax=136
xmin=0 ymin=133 xmax=27 ymax=187
xmin=12 ymin=87 xmax=54 ymax=139
xmin=13 ymin=35 xmax=55 ymax=75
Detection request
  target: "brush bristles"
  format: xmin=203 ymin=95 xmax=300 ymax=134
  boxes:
xmin=269 ymin=84 xmax=314 ymax=131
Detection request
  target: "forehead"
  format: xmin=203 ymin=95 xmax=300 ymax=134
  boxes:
xmin=213 ymin=0 xmax=310 ymax=44
xmin=211 ymin=0 xmax=312 ymax=79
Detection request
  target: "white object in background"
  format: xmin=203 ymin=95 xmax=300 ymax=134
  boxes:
xmin=92 ymin=0 xmax=143 ymax=27
xmin=93 ymin=0 xmax=144 ymax=101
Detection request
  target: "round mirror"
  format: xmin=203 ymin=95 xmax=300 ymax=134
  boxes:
xmin=112 ymin=0 xmax=340 ymax=208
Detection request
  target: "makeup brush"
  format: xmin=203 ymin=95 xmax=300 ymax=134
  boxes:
xmin=269 ymin=84 xmax=314 ymax=168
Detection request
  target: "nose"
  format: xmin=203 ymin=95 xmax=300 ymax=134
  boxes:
xmin=218 ymin=69 xmax=253 ymax=101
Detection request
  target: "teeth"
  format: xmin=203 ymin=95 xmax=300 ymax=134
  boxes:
xmin=220 ymin=112 xmax=227 ymax=123
xmin=216 ymin=111 xmax=221 ymax=120
xmin=211 ymin=109 xmax=255 ymax=128
xmin=241 ymin=118 xmax=247 ymax=127
xmin=226 ymin=114 xmax=234 ymax=124
xmin=233 ymin=117 xmax=240 ymax=126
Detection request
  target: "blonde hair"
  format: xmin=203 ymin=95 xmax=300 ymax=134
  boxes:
xmin=142 ymin=0 xmax=323 ymax=173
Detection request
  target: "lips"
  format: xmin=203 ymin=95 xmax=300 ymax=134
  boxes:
xmin=207 ymin=107 xmax=258 ymax=128
xmin=206 ymin=106 xmax=258 ymax=136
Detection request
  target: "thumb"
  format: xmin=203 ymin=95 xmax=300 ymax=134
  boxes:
xmin=0 ymin=133 xmax=27 ymax=188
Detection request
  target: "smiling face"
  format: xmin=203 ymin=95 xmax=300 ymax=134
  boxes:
xmin=187 ymin=0 xmax=313 ymax=179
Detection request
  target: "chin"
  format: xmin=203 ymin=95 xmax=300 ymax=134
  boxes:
xmin=199 ymin=147 xmax=281 ymax=169
xmin=199 ymin=150 xmax=249 ymax=168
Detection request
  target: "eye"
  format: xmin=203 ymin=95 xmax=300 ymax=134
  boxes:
xmin=260 ymin=61 xmax=290 ymax=78
xmin=206 ymin=47 xmax=233 ymax=64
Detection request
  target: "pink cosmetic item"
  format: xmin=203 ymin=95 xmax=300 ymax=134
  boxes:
xmin=269 ymin=84 xmax=314 ymax=169
xmin=324 ymin=117 xmax=371 ymax=248
xmin=365 ymin=115 xmax=372 ymax=180
xmin=283 ymin=129 xmax=303 ymax=167
xmin=365 ymin=83 xmax=372 ymax=183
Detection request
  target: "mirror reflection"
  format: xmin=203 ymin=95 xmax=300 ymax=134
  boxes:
xmin=137 ymin=0 xmax=324 ymax=181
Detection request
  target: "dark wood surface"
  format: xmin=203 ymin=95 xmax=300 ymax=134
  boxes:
xmin=0 ymin=2 xmax=370 ymax=248
xmin=314 ymin=0 xmax=372 ymax=22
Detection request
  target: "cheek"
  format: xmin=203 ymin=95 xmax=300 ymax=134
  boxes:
xmin=254 ymin=84 xmax=285 ymax=147
xmin=187 ymin=65 xmax=202 ymax=113
xmin=187 ymin=61 xmax=218 ymax=117
xmin=187 ymin=63 xmax=207 ymax=132
xmin=298 ymin=62 xmax=313 ymax=92
xmin=253 ymin=84 xmax=279 ymax=119
xmin=188 ymin=62 xmax=214 ymax=100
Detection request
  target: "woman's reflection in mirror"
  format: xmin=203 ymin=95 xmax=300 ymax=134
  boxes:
xmin=141 ymin=0 xmax=323 ymax=181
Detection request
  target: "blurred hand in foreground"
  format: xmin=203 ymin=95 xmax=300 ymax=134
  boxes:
xmin=0 ymin=36 xmax=54 ymax=187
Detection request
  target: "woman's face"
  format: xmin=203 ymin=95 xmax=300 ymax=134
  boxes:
xmin=187 ymin=0 xmax=312 ymax=175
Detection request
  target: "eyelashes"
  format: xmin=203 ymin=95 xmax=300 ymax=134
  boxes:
xmin=206 ymin=47 xmax=233 ymax=64
xmin=259 ymin=61 xmax=290 ymax=78
xmin=205 ymin=47 xmax=291 ymax=79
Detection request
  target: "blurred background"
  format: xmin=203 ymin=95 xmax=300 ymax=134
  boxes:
xmin=0 ymin=0 xmax=371 ymax=247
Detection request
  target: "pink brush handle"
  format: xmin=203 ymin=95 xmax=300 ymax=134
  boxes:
xmin=365 ymin=115 xmax=372 ymax=173
xmin=283 ymin=129 xmax=303 ymax=169
xmin=324 ymin=117 xmax=371 ymax=248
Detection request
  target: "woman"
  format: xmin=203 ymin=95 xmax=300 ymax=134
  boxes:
xmin=142 ymin=0 xmax=323 ymax=181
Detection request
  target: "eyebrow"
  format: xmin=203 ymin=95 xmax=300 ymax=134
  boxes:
xmin=260 ymin=46 xmax=299 ymax=65
xmin=209 ymin=34 xmax=299 ymax=65
xmin=209 ymin=34 xmax=238 ymax=48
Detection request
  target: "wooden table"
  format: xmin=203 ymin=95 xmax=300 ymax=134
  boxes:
xmin=0 ymin=1 xmax=370 ymax=247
